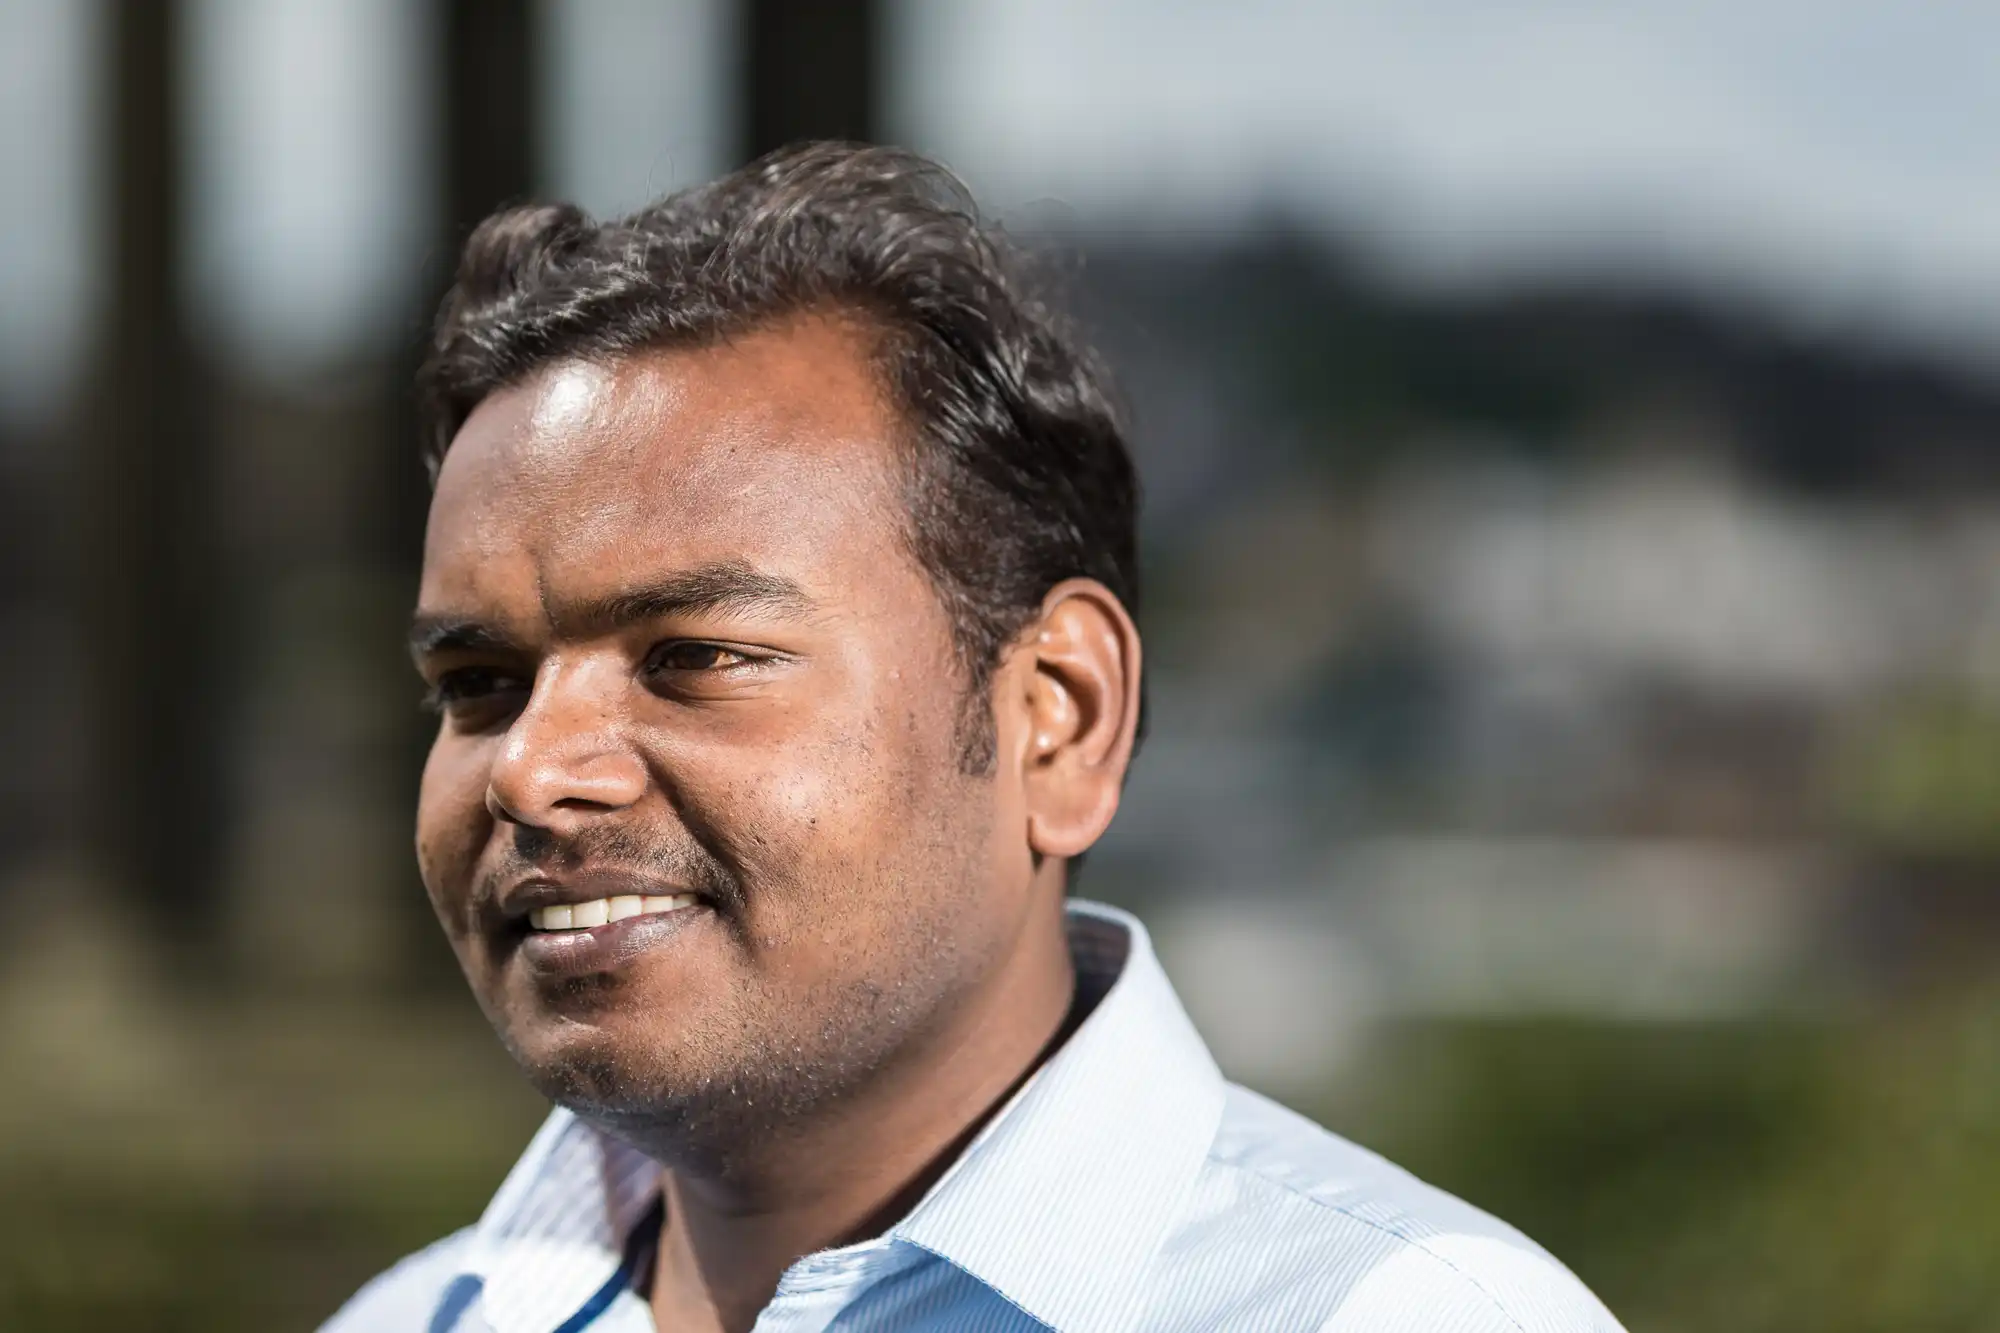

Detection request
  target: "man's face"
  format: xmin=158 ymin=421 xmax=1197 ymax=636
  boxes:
xmin=412 ymin=319 xmax=1038 ymax=1143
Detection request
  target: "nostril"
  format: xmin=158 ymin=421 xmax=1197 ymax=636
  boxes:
xmin=552 ymin=795 xmax=620 ymax=812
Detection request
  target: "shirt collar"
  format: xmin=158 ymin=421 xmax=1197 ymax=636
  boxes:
xmin=456 ymin=900 xmax=1226 ymax=1333
xmin=460 ymin=1104 xmax=662 ymax=1333
xmin=891 ymin=901 xmax=1228 ymax=1333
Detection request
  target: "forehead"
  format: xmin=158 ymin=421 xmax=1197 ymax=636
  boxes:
xmin=422 ymin=318 xmax=911 ymax=612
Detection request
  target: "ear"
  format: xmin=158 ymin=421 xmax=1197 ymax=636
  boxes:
xmin=1001 ymin=578 xmax=1143 ymax=860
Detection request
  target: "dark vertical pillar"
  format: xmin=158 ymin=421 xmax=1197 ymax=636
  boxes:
xmin=443 ymin=0 xmax=541 ymax=242
xmin=740 ymin=0 xmax=881 ymax=161
xmin=81 ymin=0 xmax=226 ymax=957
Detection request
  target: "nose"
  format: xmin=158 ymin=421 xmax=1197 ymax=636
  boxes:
xmin=485 ymin=657 xmax=648 ymax=833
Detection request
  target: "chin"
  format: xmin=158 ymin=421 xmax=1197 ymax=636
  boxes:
xmin=493 ymin=991 xmax=719 ymax=1107
xmin=508 ymin=1020 xmax=679 ymax=1114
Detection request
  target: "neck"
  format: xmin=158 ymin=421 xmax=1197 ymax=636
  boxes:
xmin=640 ymin=889 xmax=1080 ymax=1333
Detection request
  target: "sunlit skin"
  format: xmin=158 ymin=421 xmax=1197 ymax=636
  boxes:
xmin=410 ymin=316 xmax=1142 ymax=1333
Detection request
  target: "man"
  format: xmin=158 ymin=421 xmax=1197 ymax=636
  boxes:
xmin=328 ymin=143 xmax=1623 ymax=1333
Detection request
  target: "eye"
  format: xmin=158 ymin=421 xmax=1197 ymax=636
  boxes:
xmin=646 ymin=641 xmax=750 ymax=673
xmin=423 ymin=666 xmax=531 ymax=715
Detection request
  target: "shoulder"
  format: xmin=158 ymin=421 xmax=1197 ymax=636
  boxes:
xmin=1141 ymin=1085 xmax=1625 ymax=1332
xmin=318 ymin=1228 xmax=480 ymax=1333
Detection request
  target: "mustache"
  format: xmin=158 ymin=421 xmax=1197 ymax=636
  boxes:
xmin=486 ymin=821 xmax=746 ymax=912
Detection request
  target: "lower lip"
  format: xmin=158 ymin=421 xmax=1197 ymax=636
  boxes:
xmin=515 ymin=904 xmax=709 ymax=978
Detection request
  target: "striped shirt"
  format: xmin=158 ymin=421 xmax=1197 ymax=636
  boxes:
xmin=324 ymin=902 xmax=1625 ymax=1332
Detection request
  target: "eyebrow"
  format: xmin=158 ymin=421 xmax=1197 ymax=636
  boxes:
xmin=407 ymin=617 xmax=523 ymax=660
xmin=408 ymin=560 xmax=815 ymax=660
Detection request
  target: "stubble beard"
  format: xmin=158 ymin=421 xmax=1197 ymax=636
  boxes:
xmin=498 ymin=829 xmax=997 ymax=1180
xmin=473 ymin=741 xmax=1004 ymax=1180
xmin=511 ymin=899 xmax=980 ymax=1183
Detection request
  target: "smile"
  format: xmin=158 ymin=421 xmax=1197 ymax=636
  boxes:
xmin=514 ymin=892 xmax=711 ymax=981
xmin=528 ymin=893 xmax=701 ymax=931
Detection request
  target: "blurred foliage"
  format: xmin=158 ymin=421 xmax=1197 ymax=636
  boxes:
xmin=0 ymin=934 xmax=548 ymax=1332
xmin=1833 ymin=692 xmax=2000 ymax=861
xmin=1320 ymin=988 xmax=2000 ymax=1333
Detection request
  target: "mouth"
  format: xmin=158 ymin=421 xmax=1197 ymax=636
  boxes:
xmin=497 ymin=875 xmax=715 ymax=980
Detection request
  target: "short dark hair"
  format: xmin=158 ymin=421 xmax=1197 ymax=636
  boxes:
xmin=419 ymin=142 xmax=1140 ymax=771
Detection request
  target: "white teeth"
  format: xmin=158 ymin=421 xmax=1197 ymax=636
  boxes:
xmin=529 ymin=893 xmax=700 ymax=931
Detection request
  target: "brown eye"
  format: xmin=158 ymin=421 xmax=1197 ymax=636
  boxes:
xmin=648 ymin=642 xmax=746 ymax=672
xmin=425 ymin=667 xmax=530 ymax=715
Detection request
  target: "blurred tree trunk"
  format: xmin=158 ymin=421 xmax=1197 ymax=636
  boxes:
xmin=741 ymin=0 xmax=880 ymax=161
xmin=78 ymin=0 xmax=228 ymax=966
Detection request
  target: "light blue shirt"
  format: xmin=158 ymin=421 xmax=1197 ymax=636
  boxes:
xmin=325 ymin=902 xmax=1624 ymax=1332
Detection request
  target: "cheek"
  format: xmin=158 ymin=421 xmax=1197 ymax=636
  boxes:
xmin=416 ymin=735 xmax=494 ymax=930
xmin=751 ymin=710 xmax=986 ymax=913
xmin=672 ymin=713 xmax=921 ymax=907
xmin=705 ymin=735 xmax=879 ymax=890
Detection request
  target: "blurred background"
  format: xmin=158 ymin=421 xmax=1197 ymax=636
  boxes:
xmin=4 ymin=2 xmax=1999 ymax=1328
